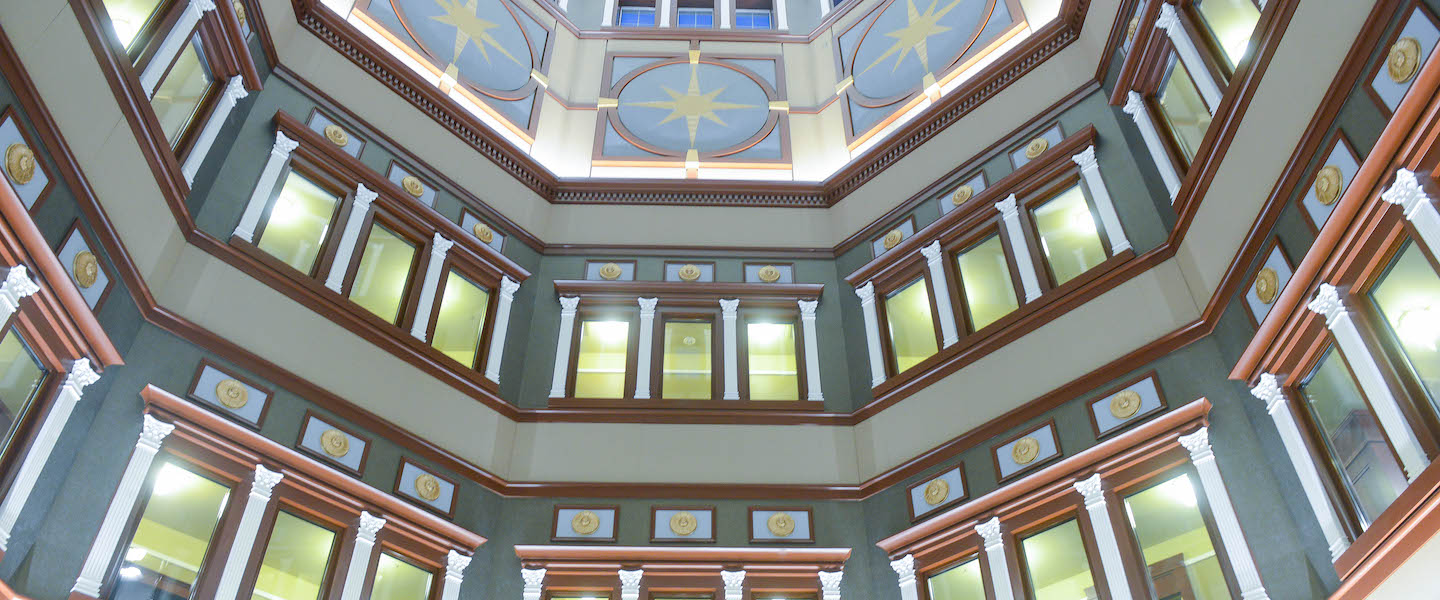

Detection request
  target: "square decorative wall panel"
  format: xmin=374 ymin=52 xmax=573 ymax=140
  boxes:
xmin=749 ymin=507 xmax=813 ymax=543
xmin=1009 ymin=123 xmax=1064 ymax=170
xmin=938 ymin=173 xmax=987 ymax=215
xmin=907 ymin=465 xmax=967 ymax=521
xmin=386 ymin=161 xmax=436 ymax=207
xmin=872 ymin=217 xmax=917 ymax=258
xmin=1087 ymin=372 xmax=1168 ymax=439
xmin=296 ymin=412 xmax=369 ymax=475
xmin=186 ymin=360 xmax=272 ymax=428
xmin=992 ymin=420 xmax=1061 ymax=482
xmin=1299 ymin=133 xmax=1360 ymax=231
xmin=585 ymin=260 xmax=636 ymax=281
xmin=460 ymin=209 xmax=506 ymax=254
xmin=306 ymin=110 xmax=365 ymax=157
xmin=744 ymin=263 xmax=794 ymax=284
xmin=395 ymin=458 xmax=457 ymax=517
xmin=554 ymin=505 xmax=619 ymax=542
xmin=0 ymin=108 xmax=51 ymax=209
xmin=664 ymin=262 xmax=715 ymax=283
xmin=1369 ymin=4 xmax=1440 ymax=114
xmin=1243 ymin=239 xmax=1293 ymax=327
xmin=650 ymin=505 xmax=716 ymax=543
xmin=57 ymin=222 xmax=111 ymax=309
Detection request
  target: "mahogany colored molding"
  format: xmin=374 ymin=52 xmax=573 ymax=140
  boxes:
xmin=0 ymin=579 xmax=30 ymax=600
xmin=1330 ymin=458 xmax=1440 ymax=599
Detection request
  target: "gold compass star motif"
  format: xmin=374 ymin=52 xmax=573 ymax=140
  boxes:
xmin=626 ymin=64 xmax=754 ymax=146
xmin=431 ymin=0 xmax=522 ymax=67
xmin=862 ymin=0 xmax=967 ymax=75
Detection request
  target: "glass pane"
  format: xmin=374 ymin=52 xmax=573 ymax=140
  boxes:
xmin=257 ymin=172 xmax=340 ymax=275
xmin=370 ymin=553 xmax=433 ymax=600
xmin=431 ymin=271 xmax=491 ymax=369
xmin=0 ymin=328 xmax=46 ymax=450
xmin=575 ymin=319 xmax=630 ymax=398
xmin=736 ymin=9 xmax=772 ymax=28
xmin=1158 ymin=60 xmax=1212 ymax=163
xmin=661 ymin=320 xmax=713 ymax=399
xmin=1124 ymin=473 xmax=1233 ymax=600
xmin=1299 ymin=349 xmax=1407 ymax=526
xmin=1033 ymin=185 xmax=1107 ymax=286
xmin=101 ymin=0 xmax=165 ymax=49
xmin=1020 ymin=519 xmax=1097 ymax=600
xmin=1195 ymin=0 xmax=1260 ymax=69
xmin=927 ymin=557 xmax=985 ymax=600
xmin=251 ymin=511 xmax=337 ymax=600
xmin=885 ymin=278 xmax=938 ymax=373
xmin=112 ymin=461 xmax=231 ymax=600
xmin=677 ymin=7 xmax=714 ymax=27
xmin=349 ymin=224 xmax=417 ymax=324
xmin=618 ymin=7 xmax=656 ymax=26
xmin=956 ymin=235 xmax=1019 ymax=331
xmin=1369 ymin=240 xmax=1440 ymax=405
xmin=747 ymin=321 xmax=798 ymax=401
xmin=152 ymin=38 xmax=214 ymax=147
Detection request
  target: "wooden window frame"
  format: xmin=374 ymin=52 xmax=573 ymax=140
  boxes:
xmin=244 ymin=162 xmax=350 ymax=280
xmin=1177 ymin=0 xmax=1249 ymax=82
xmin=0 ymin=319 xmax=56 ymax=481
xmin=359 ymin=536 xmax=447 ymax=600
xmin=653 ymin=309 xmax=721 ymax=402
xmin=421 ymin=258 xmax=501 ymax=374
xmin=338 ymin=209 xmax=427 ymax=328
xmin=150 ymin=25 xmax=226 ymax=156
xmin=1140 ymin=51 xmax=1211 ymax=173
xmin=616 ymin=0 xmax=659 ymax=27
xmin=566 ymin=307 xmax=642 ymax=400
xmin=1010 ymin=504 xmax=1112 ymax=600
xmin=235 ymin=491 xmax=352 ymax=600
xmin=1353 ymin=230 xmax=1440 ymax=435
xmin=1016 ymin=173 xmax=1118 ymax=294
xmin=941 ymin=221 xmax=1025 ymax=337
xmin=914 ymin=549 xmax=993 ymax=600
xmin=874 ymin=270 xmax=944 ymax=379
xmin=736 ymin=308 xmax=808 ymax=405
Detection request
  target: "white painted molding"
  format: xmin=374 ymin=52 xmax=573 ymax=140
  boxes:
xmin=819 ymin=0 xmax=831 ymax=18
xmin=996 ymin=195 xmax=1042 ymax=302
xmin=550 ymin=297 xmax=580 ymax=397
xmin=483 ymin=276 xmax=520 ymax=383
xmin=0 ymin=265 xmax=39 ymax=326
xmin=1072 ymin=146 xmax=1132 ymax=253
xmin=235 ymin=131 xmax=299 ymax=242
xmin=619 ymin=569 xmax=644 ymax=600
xmin=718 ymin=0 xmax=733 ymax=27
xmin=1307 ymin=284 xmax=1428 ymax=480
xmin=635 ymin=297 xmax=659 ymax=399
xmin=658 ymin=0 xmax=674 ymax=26
xmin=1179 ymin=428 xmax=1271 ymax=600
xmin=521 ymin=567 xmax=546 ymax=600
xmin=721 ymin=299 xmax=740 ymax=400
xmin=889 ymin=554 xmax=918 ymax=600
xmin=1250 ymin=374 xmax=1349 ymax=560
xmin=182 ymin=76 xmax=248 ymax=184
xmin=339 ymin=511 xmax=386 ymax=600
xmin=1122 ymin=91 xmax=1182 ymax=200
xmin=72 ymin=415 xmax=175 ymax=597
xmin=722 ymin=569 xmax=746 ymax=600
xmin=441 ymin=550 xmax=472 ymax=600
xmin=212 ymin=465 xmax=284 ymax=600
xmin=1074 ymin=474 xmax=1134 ymax=600
xmin=1381 ymin=169 xmax=1440 ymax=252
xmin=1155 ymin=4 xmax=1223 ymax=113
xmin=921 ymin=241 xmax=960 ymax=347
xmin=0 ymin=358 xmax=97 ymax=550
xmin=324 ymin=184 xmax=378 ymax=293
xmin=601 ymin=0 xmax=617 ymax=25
xmin=409 ymin=233 xmax=455 ymax=342
xmin=819 ymin=570 xmax=843 ymax=600
xmin=977 ymin=517 xmax=1017 ymax=600
xmin=557 ymin=0 xmax=568 ymax=11
xmin=855 ymin=282 xmax=887 ymax=386
xmin=798 ymin=299 xmax=824 ymax=401
xmin=138 ymin=0 xmax=216 ymax=96
xmin=775 ymin=0 xmax=790 ymax=30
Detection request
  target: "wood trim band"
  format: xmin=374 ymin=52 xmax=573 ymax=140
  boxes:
xmin=514 ymin=544 xmax=850 ymax=566
xmin=1329 ymin=458 xmax=1440 ymax=599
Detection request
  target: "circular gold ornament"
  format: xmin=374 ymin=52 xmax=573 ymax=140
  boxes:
xmin=1109 ymin=390 xmax=1142 ymax=419
xmin=1314 ymin=165 xmax=1343 ymax=206
xmin=233 ymin=0 xmax=247 ymax=27
xmin=1125 ymin=14 xmax=1140 ymax=45
xmin=767 ymin=512 xmax=796 ymax=537
xmin=4 ymin=143 xmax=35 ymax=185
xmin=1024 ymin=137 xmax=1049 ymax=159
xmin=757 ymin=265 xmax=782 ymax=283
xmin=598 ymin=262 xmax=623 ymax=280
xmin=1011 ymin=437 xmax=1041 ymax=465
xmin=571 ymin=510 xmax=601 ymax=535
xmin=319 ymin=429 xmax=350 ymax=457
xmin=678 ymin=264 xmax=702 ymax=282
xmin=472 ymin=223 xmax=495 ymax=244
xmin=882 ymin=229 xmax=904 ymax=250
xmin=1388 ymin=37 xmax=1421 ymax=84
xmin=669 ymin=511 xmax=698 ymax=536
xmin=1254 ymin=267 xmax=1279 ymax=305
xmin=72 ymin=251 xmax=99 ymax=289
xmin=414 ymin=473 xmax=442 ymax=501
xmin=401 ymin=175 xmax=424 ymax=198
xmin=214 ymin=379 xmax=249 ymax=409
xmin=323 ymin=124 xmax=349 ymax=147
xmin=923 ymin=479 xmax=949 ymax=506
xmin=952 ymin=184 xmax=974 ymax=206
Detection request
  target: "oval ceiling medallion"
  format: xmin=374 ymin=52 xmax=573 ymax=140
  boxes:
xmin=323 ymin=125 xmax=349 ymax=147
xmin=1254 ymin=267 xmax=1279 ymax=305
xmin=215 ymin=379 xmax=249 ymax=409
xmin=678 ymin=264 xmax=702 ymax=281
xmin=414 ymin=473 xmax=443 ymax=501
xmin=401 ymin=175 xmax=425 ymax=198
xmin=473 ymin=223 xmax=495 ymax=244
xmin=849 ymin=0 xmax=1012 ymax=101
xmin=1024 ymin=137 xmax=1049 ymax=159
xmin=767 ymin=512 xmax=795 ymax=537
xmin=1314 ymin=165 xmax=1343 ymax=206
xmin=1109 ymin=390 xmax=1142 ymax=419
xmin=882 ymin=229 xmax=904 ymax=250
xmin=757 ymin=265 xmax=782 ymax=283
xmin=320 ymin=429 xmax=350 ymax=457
xmin=73 ymin=251 xmax=99 ymax=289
xmin=598 ymin=262 xmax=623 ymax=280
xmin=572 ymin=510 xmax=601 ymax=534
xmin=1011 ymin=437 xmax=1041 ymax=465
xmin=669 ymin=511 xmax=698 ymax=535
xmin=952 ymin=184 xmax=974 ymax=206
xmin=1388 ymin=37 xmax=1421 ymax=83
xmin=392 ymin=0 xmax=534 ymax=92
xmin=615 ymin=62 xmax=771 ymax=155
xmin=5 ymin=143 xmax=35 ymax=185
xmin=923 ymin=479 xmax=949 ymax=506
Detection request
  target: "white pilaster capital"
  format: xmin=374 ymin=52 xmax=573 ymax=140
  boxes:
xmin=357 ymin=511 xmax=386 ymax=541
xmin=722 ymin=569 xmax=746 ymax=589
xmin=1306 ymin=284 xmax=1346 ymax=327
xmin=430 ymin=233 xmax=455 ymax=258
xmin=719 ymin=298 xmax=739 ymax=315
xmin=447 ymin=550 xmax=473 ymax=578
xmin=995 ymin=194 xmax=1020 ymax=219
xmin=63 ymin=358 xmax=101 ymax=393
xmin=252 ymin=464 xmax=284 ymax=498
xmin=1154 ymin=2 xmax=1181 ymax=33
xmin=1250 ymin=373 xmax=1285 ymax=412
xmin=559 ymin=296 xmax=580 ymax=313
xmin=798 ymin=299 xmax=819 ymax=318
xmin=1071 ymin=145 xmax=1098 ymax=171
xmin=1 ymin=265 xmax=39 ymax=304
xmin=1073 ymin=473 xmax=1105 ymax=506
xmin=855 ymin=281 xmax=876 ymax=303
xmin=521 ymin=567 xmax=546 ymax=588
xmin=271 ymin=131 xmax=299 ymax=158
xmin=222 ymin=76 xmax=249 ymax=103
xmin=638 ymin=297 xmax=658 ymax=316
xmin=1179 ymin=427 xmax=1213 ymax=461
xmin=192 ymin=0 xmax=218 ymax=12
xmin=888 ymin=554 xmax=915 ymax=583
xmin=920 ymin=240 xmax=943 ymax=262
xmin=139 ymin=414 xmax=175 ymax=449
xmin=619 ymin=568 xmax=644 ymax=589
xmin=1381 ymin=169 xmax=1433 ymax=220
xmin=499 ymin=275 xmax=521 ymax=298
xmin=819 ymin=570 xmax=844 ymax=593
xmin=1123 ymin=90 xmax=1147 ymax=116
xmin=353 ymin=183 xmax=378 ymax=210
xmin=977 ymin=517 xmax=1004 ymax=546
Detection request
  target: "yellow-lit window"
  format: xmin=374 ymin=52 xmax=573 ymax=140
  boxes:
xmin=885 ymin=278 xmax=938 ymax=373
xmin=113 ymin=461 xmax=231 ymax=599
xmin=102 ymin=0 xmax=167 ymax=51
xmin=956 ymin=235 xmax=1018 ymax=331
xmin=1123 ymin=473 xmax=1233 ymax=600
xmin=370 ymin=553 xmax=434 ymax=600
xmin=431 ymin=271 xmax=491 ymax=369
xmin=660 ymin=319 xmax=712 ymax=400
xmin=257 ymin=172 xmax=340 ymax=275
xmin=575 ymin=318 xmax=631 ymax=398
xmin=1157 ymin=59 xmax=1212 ymax=163
xmin=250 ymin=511 xmax=337 ymax=600
xmin=1369 ymin=240 xmax=1440 ymax=404
xmin=0 ymin=327 xmax=47 ymax=456
xmin=1019 ymin=518 xmax=1096 ymax=600
xmin=152 ymin=37 xmax=214 ymax=148
xmin=1300 ymin=348 xmax=1407 ymax=526
xmin=1032 ymin=185 xmax=1107 ymax=286
xmin=927 ymin=556 xmax=985 ymax=600
xmin=1194 ymin=0 xmax=1260 ymax=70
xmin=349 ymin=223 xmax=417 ymax=324
xmin=746 ymin=321 xmax=798 ymax=401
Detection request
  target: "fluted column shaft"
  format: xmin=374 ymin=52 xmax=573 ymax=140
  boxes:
xmin=1123 ymin=92 xmax=1182 ymax=200
xmin=410 ymin=234 xmax=454 ymax=342
xmin=0 ymin=358 xmax=98 ymax=550
xmin=921 ymin=241 xmax=960 ymax=346
xmin=721 ymin=299 xmax=740 ymax=400
xmin=213 ymin=465 xmax=284 ymax=600
xmin=635 ymin=298 xmax=658 ymax=399
xmin=182 ymin=76 xmax=248 ymax=184
xmin=856 ymin=282 xmax=886 ymax=386
xmin=72 ymin=415 xmax=176 ymax=598
xmin=549 ymin=297 xmax=580 ymax=397
xmin=799 ymin=300 xmax=824 ymax=401
xmin=1251 ymin=374 xmax=1349 ymax=560
xmin=483 ymin=276 xmax=521 ymax=383
xmin=325 ymin=184 xmax=378 ymax=293
xmin=1180 ymin=428 xmax=1270 ymax=600
xmin=234 ymin=132 xmax=299 ymax=242
xmin=996 ymin=195 xmax=1042 ymax=302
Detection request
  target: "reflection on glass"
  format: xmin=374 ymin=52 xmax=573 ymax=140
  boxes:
xmin=1020 ymin=519 xmax=1097 ymax=600
xmin=370 ymin=553 xmax=433 ymax=600
xmin=1158 ymin=59 xmax=1212 ymax=163
xmin=1033 ymin=186 xmax=1106 ymax=286
xmin=152 ymin=37 xmax=214 ymax=147
xmin=1195 ymin=0 xmax=1260 ymax=69
xmin=1369 ymin=240 xmax=1440 ymax=404
xmin=257 ymin=172 xmax=340 ymax=275
xmin=102 ymin=0 xmax=165 ymax=50
xmin=1124 ymin=473 xmax=1232 ymax=600
xmin=617 ymin=6 xmax=656 ymax=26
xmin=956 ymin=235 xmax=1018 ymax=331
xmin=676 ymin=6 xmax=714 ymax=27
xmin=927 ymin=557 xmax=985 ymax=600
xmin=885 ymin=278 xmax=938 ymax=373
xmin=251 ymin=511 xmax=337 ymax=600
xmin=661 ymin=320 xmax=713 ymax=400
xmin=112 ymin=461 xmax=231 ymax=600
xmin=0 ymin=328 xmax=46 ymax=453
xmin=431 ymin=272 xmax=490 ymax=368
xmin=575 ymin=319 xmax=630 ymax=398
xmin=1299 ymin=349 xmax=1407 ymax=526
xmin=747 ymin=321 xmax=798 ymax=401
xmin=349 ymin=224 xmax=417 ymax=324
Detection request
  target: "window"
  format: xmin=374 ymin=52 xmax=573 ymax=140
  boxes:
xmin=659 ymin=318 xmax=714 ymax=400
xmin=885 ymin=278 xmax=939 ymax=373
xmin=574 ymin=318 xmax=632 ymax=398
xmin=618 ymin=5 xmax=657 ymax=26
xmin=1018 ymin=518 xmax=1097 ymax=600
xmin=251 ymin=510 xmax=338 ymax=600
xmin=430 ymin=271 xmax=492 ymax=369
xmin=744 ymin=319 xmax=799 ymax=401
xmin=677 ymin=6 xmax=714 ymax=28
xmin=348 ymin=223 xmax=418 ymax=324
xmin=370 ymin=552 xmax=434 ymax=600
xmin=1193 ymin=0 xmax=1260 ymax=71
xmin=735 ymin=8 xmax=772 ymax=29
xmin=112 ymin=460 xmax=231 ymax=600
xmin=1031 ymin=184 xmax=1107 ymax=287
xmin=1157 ymin=58 xmax=1212 ymax=164
xmin=1368 ymin=239 xmax=1440 ymax=405
xmin=256 ymin=172 xmax=341 ymax=275
xmin=955 ymin=234 xmax=1018 ymax=331
xmin=151 ymin=36 xmax=215 ymax=148
xmin=926 ymin=556 xmax=985 ymax=600
xmin=1298 ymin=347 xmax=1407 ymax=527
xmin=101 ymin=0 xmax=167 ymax=51
xmin=0 ymin=327 xmax=47 ymax=457
xmin=1123 ymin=472 xmax=1233 ymax=600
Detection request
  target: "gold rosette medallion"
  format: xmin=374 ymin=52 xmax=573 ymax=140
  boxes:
xmin=1109 ymin=390 xmax=1142 ymax=419
xmin=323 ymin=124 xmax=350 ymax=147
xmin=5 ymin=143 xmax=35 ymax=185
xmin=473 ymin=223 xmax=495 ymax=244
xmin=758 ymin=265 xmax=782 ymax=283
xmin=1255 ymin=267 xmax=1279 ymax=305
xmin=767 ymin=512 xmax=796 ymax=537
xmin=669 ymin=511 xmax=698 ymax=536
xmin=320 ymin=429 xmax=350 ymax=458
xmin=882 ymin=229 xmax=904 ymax=250
xmin=1024 ymin=137 xmax=1049 ymax=159
xmin=923 ymin=479 xmax=950 ymax=506
xmin=952 ymin=185 xmax=974 ymax=206
xmin=1011 ymin=437 xmax=1041 ymax=465
xmin=678 ymin=264 xmax=702 ymax=282
xmin=401 ymin=175 xmax=425 ymax=198
xmin=73 ymin=251 xmax=99 ymax=288
xmin=1388 ymin=37 xmax=1421 ymax=84
xmin=572 ymin=510 xmax=601 ymax=535
xmin=414 ymin=473 xmax=443 ymax=501
xmin=598 ymin=262 xmax=623 ymax=280
xmin=1314 ymin=165 xmax=1342 ymax=206
xmin=215 ymin=379 xmax=249 ymax=409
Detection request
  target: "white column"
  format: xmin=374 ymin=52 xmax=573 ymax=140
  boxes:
xmin=601 ymin=0 xmax=616 ymax=25
xmin=234 ymin=131 xmax=299 ymax=242
xmin=1250 ymin=374 xmax=1349 ymax=561
xmin=521 ymin=567 xmax=546 ymax=600
xmin=409 ymin=234 xmax=454 ymax=342
xmin=819 ymin=0 xmax=831 ymax=18
xmin=338 ymin=512 xmax=385 ymax=600
xmin=441 ymin=550 xmax=472 ymax=600
xmin=634 ymin=297 xmax=658 ymax=399
xmin=212 ymin=465 xmax=284 ymax=600
xmin=775 ymin=0 xmax=789 ymax=30
xmin=977 ymin=518 xmax=1017 ymax=600
xmin=557 ymin=0 xmax=569 ymax=11
xmin=619 ymin=569 xmax=644 ymax=600
xmin=889 ymin=555 xmax=918 ymax=600
xmin=856 ymin=282 xmax=887 ymax=387
xmin=72 ymin=415 xmax=176 ymax=598
xmin=996 ymin=195 xmax=1042 ymax=302
xmin=1155 ymin=4 xmax=1223 ymax=113
xmin=921 ymin=241 xmax=960 ymax=347
xmin=721 ymin=299 xmax=740 ymax=400
xmin=722 ymin=570 xmax=745 ymax=600
xmin=1381 ymin=169 xmax=1440 ymax=252
xmin=550 ymin=297 xmax=580 ymax=397
xmin=181 ymin=76 xmax=247 ymax=184
xmin=1074 ymin=475 xmax=1135 ymax=600
xmin=1122 ymin=91 xmax=1182 ymax=201
xmin=798 ymin=299 xmax=824 ymax=402
xmin=324 ymin=184 xmax=378 ymax=293
xmin=138 ymin=0 xmax=217 ymax=96
xmin=0 ymin=358 xmax=98 ymax=550
xmin=0 ymin=265 xmax=38 ymax=331
xmin=819 ymin=570 xmax=843 ymax=600
xmin=658 ymin=0 xmax=674 ymax=26
xmin=483 ymin=276 xmax=520 ymax=383
xmin=1072 ymin=146 xmax=1132 ymax=253
xmin=718 ymin=0 xmax=733 ymax=27
xmin=1307 ymin=284 xmax=1428 ymax=480
xmin=1179 ymin=428 xmax=1270 ymax=600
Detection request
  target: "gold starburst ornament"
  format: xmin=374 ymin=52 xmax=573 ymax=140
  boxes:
xmin=923 ymin=478 xmax=949 ymax=505
xmin=1011 ymin=437 xmax=1041 ymax=465
xmin=215 ymin=379 xmax=249 ymax=409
